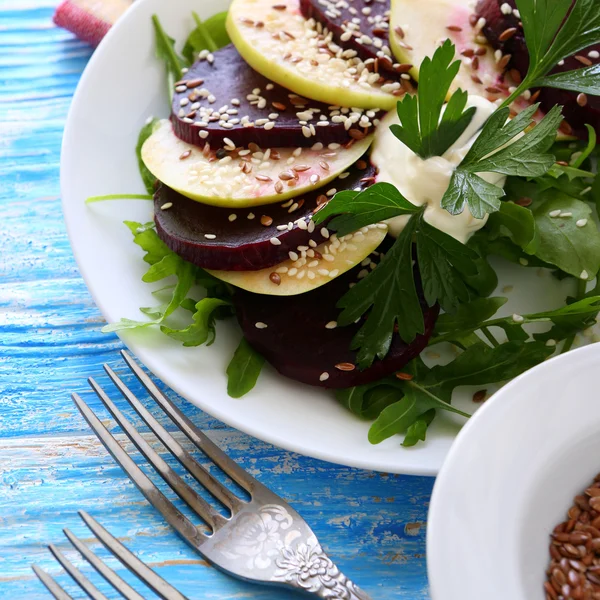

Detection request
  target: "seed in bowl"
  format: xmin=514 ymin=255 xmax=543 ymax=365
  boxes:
xmin=545 ymin=472 xmax=600 ymax=599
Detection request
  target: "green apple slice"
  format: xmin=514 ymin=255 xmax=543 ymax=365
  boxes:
xmin=141 ymin=120 xmax=373 ymax=208
xmin=226 ymin=0 xmax=400 ymax=111
xmin=207 ymin=223 xmax=387 ymax=295
xmin=389 ymin=0 xmax=504 ymax=98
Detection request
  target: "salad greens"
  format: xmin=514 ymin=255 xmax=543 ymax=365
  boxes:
xmin=99 ymin=2 xmax=600 ymax=446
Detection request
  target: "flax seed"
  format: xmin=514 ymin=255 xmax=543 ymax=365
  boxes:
xmin=269 ymin=272 xmax=281 ymax=285
xmin=260 ymin=215 xmax=273 ymax=226
xmin=335 ymin=362 xmax=355 ymax=371
xmin=499 ymin=27 xmax=517 ymax=41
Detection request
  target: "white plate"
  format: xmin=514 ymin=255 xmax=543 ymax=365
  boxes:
xmin=427 ymin=343 xmax=600 ymax=599
xmin=61 ymin=0 xmax=575 ymax=475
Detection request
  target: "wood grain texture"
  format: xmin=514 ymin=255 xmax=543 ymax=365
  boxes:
xmin=0 ymin=4 xmax=433 ymax=598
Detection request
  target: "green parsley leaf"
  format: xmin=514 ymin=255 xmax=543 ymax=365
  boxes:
xmin=161 ymin=298 xmax=232 ymax=346
xmin=226 ymin=338 xmax=265 ymax=398
xmin=136 ymin=118 xmax=160 ymax=195
xmin=441 ymin=105 xmax=563 ymax=218
xmin=416 ymin=214 xmax=479 ymax=313
xmin=182 ymin=11 xmax=230 ymax=63
xmin=338 ymin=213 xmax=424 ymax=368
xmin=312 ymin=182 xmax=420 ymax=236
xmin=500 ymin=0 xmax=600 ymax=104
xmin=390 ymin=40 xmax=476 ymax=159
xmin=534 ymin=63 xmax=600 ymax=96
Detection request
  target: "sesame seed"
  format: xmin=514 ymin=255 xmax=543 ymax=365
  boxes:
xmin=320 ymin=227 xmax=330 ymax=239
xmin=329 ymin=269 xmax=339 ymax=277
xmin=160 ymin=202 xmax=173 ymax=210
xmin=519 ymin=258 xmax=529 ymax=266
xmin=270 ymin=237 xmax=282 ymax=246
xmin=549 ymin=209 xmax=561 ymax=218
xmin=577 ymin=219 xmax=588 ymax=228
xmin=255 ymin=322 xmax=268 ymax=329
xmin=500 ymin=2 xmax=513 ymax=14
xmin=266 ymin=83 xmax=275 ymax=90
xmin=559 ymin=212 xmax=573 ymax=218
xmin=199 ymin=130 xmax=209 ymax=139
xmin=325 ymin=321 xmax=337 ymax=329
xmin=581 ymin=270 xmax=589 ymax=280
xmin=589 ymin=50 xmax=600 ymax=59
xmin=319 ymin=372 xmax=330 ymax=382
xmin=512 ymin=314 xmax=524 ymax=323
xmin=204 ymin=233 xmax=216 ymax=239
xmin=228 ymin=214 xmax=237 ymax=222
xmin=247 ymin=213 xmax=255 ymax=220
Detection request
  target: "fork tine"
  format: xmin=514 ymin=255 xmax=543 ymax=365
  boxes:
xmin=32 ymin=565 xmax=74 ymax=600
xmin=87 ymin=377 xmax=226 ymax=532
xmin=104 ymin=363 xmax=243 ymax=513
xmin=79 ymin=511 xmax=189 ymax=600
xmin=63 ymin=528 xmax=145 ymax=600
xmin=72 ymin=393 xmax=206 ymax=550
xmin=121 ymin=351 xmax=260 ymax=494
xmin=47 ymin=544 xmax=109 ymax=600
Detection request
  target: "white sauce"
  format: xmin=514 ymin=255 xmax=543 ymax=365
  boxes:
xmin=371 ymin=95 xmax=506 ymax=243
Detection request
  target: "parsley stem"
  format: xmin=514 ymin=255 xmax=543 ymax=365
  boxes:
xmin=481 ymin=326 xmax=499 ymax=347
xmin=192 ymin=12 xmax=218 ymax=52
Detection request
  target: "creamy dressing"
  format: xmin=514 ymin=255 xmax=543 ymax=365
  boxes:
xmin=371 ymin=95 xmax=506 ymax=243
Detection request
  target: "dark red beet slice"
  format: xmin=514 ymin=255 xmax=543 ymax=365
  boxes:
xmin=299 ymin=0 xmax=407 ymax=78
xmin=476 ymin=0 xmax=600 ymax=138
xmin=171 ymin=44 xmax=381 ymax=149
xmin=234 ymin=256 xmax=439 ymax=388
xmin=154 ymin=156 xmax=377 ymax=271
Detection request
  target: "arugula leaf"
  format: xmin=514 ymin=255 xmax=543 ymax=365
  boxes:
xmin=368 ymin=393 xmax=423 ymax=444
xmin=402 ymin=410 xmax=436 ymax=447
xmin=367 ymin=379 xmax=468 ymax=445
xmin=435 ymin=297 xmax=508 ymax=332
xmin=441 ymin=105 xmax=563 ymax=218
xmin=161 ymin=298 xmax=232 ymax=346
xmin=532 ymin=191 xmax=600 ymax=278
xmin=182 ymin=11 xmax=230 ymax=63
xmin=572 ymin=125 xmax=597 ymax=169
xmin=424 ymin=341 xmax=553 ymax=391
xmin=336 ymin=379 xmax=404 ymax=420
xmin=136 ymin=118 xmax=160 ymax=195
xmin=338 ymin=213 xmax=424 ymax=368
xmin=533 ymin=296 xmax=600 ymax=342
xmin=105 ymin=222 xmax=231 ymax=337
xmin=151 ymin=15 xmax=186 ymax=94
xmin=226 ymin=338 xmax=265 ymax=398
xmin=486 ymin=201 xmax=538 ymax=252
xmin=390 ymin=40 xmax=476 ymax=159
xmin=312 ymin=183 xmax=420 ymax=236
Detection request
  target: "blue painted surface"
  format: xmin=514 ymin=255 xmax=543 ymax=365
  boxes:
xmin=0 ymin=5 xmax=433 ymax=598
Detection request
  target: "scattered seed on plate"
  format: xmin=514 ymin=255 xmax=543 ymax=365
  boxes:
xmin=255 ymin=322 xmax=268 ymax=329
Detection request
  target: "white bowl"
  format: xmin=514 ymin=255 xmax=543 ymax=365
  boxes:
xmin=427 ymin=343 xmax=600 ymax=599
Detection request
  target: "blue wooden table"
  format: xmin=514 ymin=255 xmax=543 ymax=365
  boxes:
xmin=0 ymin=3 xmax=433 ymax=598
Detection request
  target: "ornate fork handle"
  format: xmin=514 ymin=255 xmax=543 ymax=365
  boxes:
xmin=273 ymin=541 xmax=373 ymax=599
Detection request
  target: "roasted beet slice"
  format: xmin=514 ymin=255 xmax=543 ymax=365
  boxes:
xmin=476 ymin=0 xmax=600 ymax=138
xmin=299 ymin=0 xmax=404 ymax=78
xmin=171 ymin=44 xmax=381 ymax=149
xmin=234 ymin=257 xmax=439 ymax=388
xmin=154 ymin=156 xmax=377 ymax=271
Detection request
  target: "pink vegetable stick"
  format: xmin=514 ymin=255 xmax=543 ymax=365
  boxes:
xmin=53 ymin=0 xmax=133 ymax=46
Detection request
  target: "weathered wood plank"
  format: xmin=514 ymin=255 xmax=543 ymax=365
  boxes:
xmin=0 ymin=432 xmax=432 ymax=599
xmin=0 ymin=4 xmax=433 ymax=598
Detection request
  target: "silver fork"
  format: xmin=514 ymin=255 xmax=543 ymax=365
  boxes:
xmin=33 ymin=511 xmax=188 ymax=599
xmin=70 ymin=350 xmax=372 ymax=599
